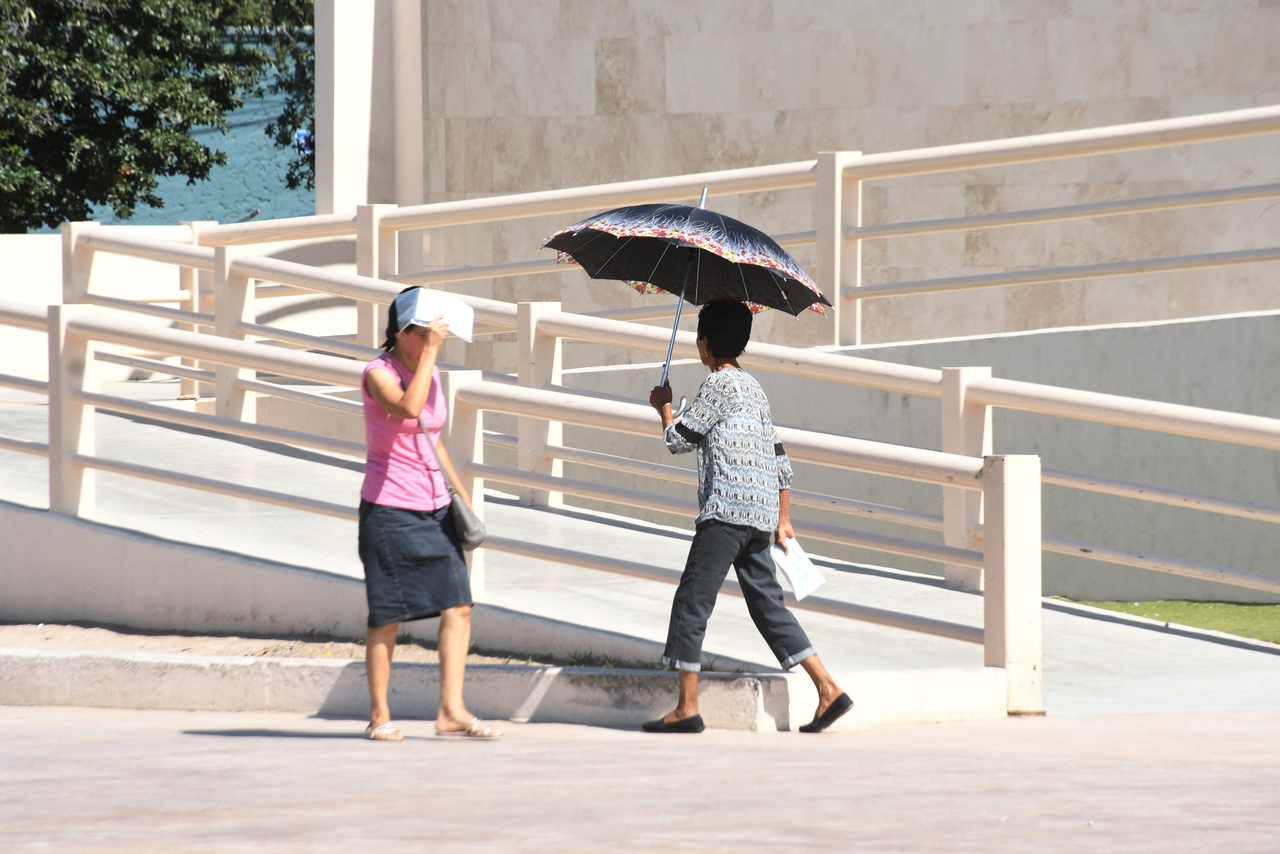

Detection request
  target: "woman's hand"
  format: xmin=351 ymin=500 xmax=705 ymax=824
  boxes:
xmin=418 ymin=316 xmax=449 ymax=369
xmin=650 ymin=381 xmax=673 ymax=413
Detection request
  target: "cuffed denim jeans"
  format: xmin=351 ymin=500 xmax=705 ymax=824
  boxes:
xmin=662 ymin=520 xmax=816 ymax=672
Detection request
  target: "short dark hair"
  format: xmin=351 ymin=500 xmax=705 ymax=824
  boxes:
xmin=382 ymin=286 xmax=420 ymax=352
xmin=696 ymin=300 xmax=752 ymax=359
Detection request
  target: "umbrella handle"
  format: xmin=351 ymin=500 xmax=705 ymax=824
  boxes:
xmin=673 ymin=395 xmax=688 ymax=418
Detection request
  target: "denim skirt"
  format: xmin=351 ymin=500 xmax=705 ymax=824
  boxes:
xmin=357 ymin=499 xmax=472 ymax=628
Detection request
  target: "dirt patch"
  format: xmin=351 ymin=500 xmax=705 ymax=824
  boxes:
xmin=0 ymin=622 xmax=560 ymax=666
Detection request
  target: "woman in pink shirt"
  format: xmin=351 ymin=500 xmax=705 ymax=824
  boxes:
xmin=358 ymin=287 xmax=497 ymax=740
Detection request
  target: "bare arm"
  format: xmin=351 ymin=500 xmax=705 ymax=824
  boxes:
xmin=363 ymin=318 xmax=448 ymax=419
xmin=776 ymin=489 xmax=794 ymax=553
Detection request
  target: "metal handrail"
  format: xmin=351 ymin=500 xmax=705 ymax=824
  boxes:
xmin=842 ymin=104 xmax=1280 ymax=180
xmin=848 ymin=182 xmax=1280 ymax=241
xmin=967 ymin=375 xmax=1280 ymax=451
xmin=73 ymin=452 xmax=357 ymax=520
xmin=849 ymin=245 xmax=1280 ymax=303
xmin=379 ymin=160 xmax=819 ymax=231
xmin=1042 ymin=468 xmax=1280 ymax=525
xmin=470 ymin=462 xmax=980 ymax=570
xmin=482 ymin=536 xmax=983 ymax=644
xmin=74 ymin=390 xmax=366 ymax=458
xmin=537 ymin=310 xmax=946 ymax=397
xmin=197 ymin=212 xmax=358 ymax=247
xmin=77 ymin=230 xmax=214 ymax=271
xmin=454 ymin=380 xmax=984 ymax=487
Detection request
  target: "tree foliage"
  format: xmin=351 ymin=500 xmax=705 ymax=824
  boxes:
xmin=0 ymin=0 xmax=314 ymax=233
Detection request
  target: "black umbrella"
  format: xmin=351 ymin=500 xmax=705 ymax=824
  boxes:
xmin=543 ymin=189 xmax=830 ymax=388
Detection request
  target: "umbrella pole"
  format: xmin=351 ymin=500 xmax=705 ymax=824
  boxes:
xmin=658 ymin=187 xmax=709 ymax=397
xmin=659 ymin=262 xmax=692 ymax=389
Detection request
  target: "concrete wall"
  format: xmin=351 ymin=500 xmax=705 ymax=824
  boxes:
xmin=414 ymin=0 xmax=1280 ymax=374
xmin=0 ymin=499 xmax=763 ymax=671
xmin=559 ymin=309 xmax=1280 ymax=603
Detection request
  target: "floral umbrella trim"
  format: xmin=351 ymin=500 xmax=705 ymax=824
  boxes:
xmin=548 ymin=210 xmax=828 ymax=315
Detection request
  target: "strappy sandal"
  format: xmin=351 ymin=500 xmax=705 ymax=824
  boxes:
xmin=436 ymin=717 xmax=502 ymax=739
xmin=364 ymin=721 xmax=404 ymax=741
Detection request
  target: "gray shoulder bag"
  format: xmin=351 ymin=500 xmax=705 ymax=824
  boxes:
xmin=416 ymin=421 xmax=486 ymax=550
xmin=384 ymin=356 xmax=486 ymax=549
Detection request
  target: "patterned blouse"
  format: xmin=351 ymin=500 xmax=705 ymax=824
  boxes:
xmin=663 ymin=368 xmax=794 ymax=532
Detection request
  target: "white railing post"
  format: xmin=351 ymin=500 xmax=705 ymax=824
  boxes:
xmin=815 ymin=151 xmax=862 ymax=346
xmin=440 ymin=369 xmax=486 ymax=599
xmin=213 ymin=246 xmax=256 ymax=422
xmin=516 ymin=302 xmax=564 ymax=507
xmin=180 ymin=220 xmax=217 ymax=398
xmin=357 ymin=203 xmax=397 ymax=348
xmin=982 ymin=454 xmax=1044 ymax=716
xmin=942 ymin=367 xmax=993 ymax=591
xmin=47 ymin=304 xmax=98 ymax=516
xmin=60 ymin=222 xmax=100 ymax=304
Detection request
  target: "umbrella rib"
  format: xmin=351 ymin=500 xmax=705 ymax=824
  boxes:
xmin=644 ymin=242 xmax=673 ymax=287
xmin=568 ymin=230 xmax=610 ymax=256
xmin=774 ymin=272 xmax=796 ymax=314
xmin=595 ymin=235 xmax=638 ymax=278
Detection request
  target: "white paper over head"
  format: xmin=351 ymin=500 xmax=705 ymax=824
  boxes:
xmin=770 ymin=537 xmax=826 ymax=600
xmin=393 ymin=287 xmax=475 ymax=343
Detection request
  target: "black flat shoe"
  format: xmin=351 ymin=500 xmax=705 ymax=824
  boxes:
xmin=798 ymin=693 xmax=853 ymax=733
xmin=642 ymin=714 xmax=706 ymax=733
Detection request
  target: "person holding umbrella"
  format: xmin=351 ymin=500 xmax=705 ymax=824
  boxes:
xmin=644 ymin=299 xmax=852 ymax=734
xmin=545 ymin=192 xmax=850 ymax=732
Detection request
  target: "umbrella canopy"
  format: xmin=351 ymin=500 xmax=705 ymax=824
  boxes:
xmin=542 ymin=203 xmax=831 ymax=316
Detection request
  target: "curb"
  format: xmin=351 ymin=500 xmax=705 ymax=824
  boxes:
xmin=0 ymin=649 xmax=1013 ymax=731
xmin=0 ymin=649 xmax=792 ymax=731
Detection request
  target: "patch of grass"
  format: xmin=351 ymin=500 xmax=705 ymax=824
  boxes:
xmin=1066 ymin=599 xmax=1280 ymax=644
xmin=565 ymin=651 xmax=616 ymax=669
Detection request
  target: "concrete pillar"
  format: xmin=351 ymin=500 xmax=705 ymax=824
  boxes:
xmin=440 ymin=369 xmax=486 ymax=599
xmin=941 ymin=367 xmax=993 ymax=591
xmin=516 ymin=302 xmax=564 ymax=507
xmin=982 ymin=454 xmax=1044 ymax=716
xmin=180 ymin=220 xmax=217 ymax=398
xmin=357 ymin=204 xmax=397 ymax=348
xmin=213 ymin=247 xmax=256 ymax=422
xmin=390 ymin=0 xmax=425 ymax=274
xmin=60 ymin=222 xmax=99 ymax=304
xmin=47 ymin=304 xmax=97 ymax=517
xmin=814 ymin=152 xmax=861 ymax=346
xmin=315 ymin=0 xmax=376 ymax=215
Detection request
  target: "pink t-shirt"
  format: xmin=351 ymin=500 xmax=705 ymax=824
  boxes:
xmin=360 ymin=355 xmax=450 ymax=511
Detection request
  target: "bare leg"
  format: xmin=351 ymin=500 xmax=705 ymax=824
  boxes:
xmin=799 ymin=654 xmax=844 ymax=715
xmin=366 ymin=623 xmax=399 ymax=728
xmin=662 ymin=670 xmax=700 ymax=723
xmin=436 ymin=604 xmax=476 ymax=732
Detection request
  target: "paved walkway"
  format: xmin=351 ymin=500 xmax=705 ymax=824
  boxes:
xmin=4 ymin=704 xmax=1280 ymax=852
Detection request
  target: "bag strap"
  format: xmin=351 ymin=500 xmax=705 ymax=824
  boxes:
xmin=376 ymin=354 xmax=458 ymax=496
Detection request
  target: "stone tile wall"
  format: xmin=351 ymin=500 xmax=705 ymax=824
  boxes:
xmin=418 ymin=0 xmax=1280 ymax=372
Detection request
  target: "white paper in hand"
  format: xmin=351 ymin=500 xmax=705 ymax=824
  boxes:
xmin=770 ymin=537 xmax=825 ymax=600
xmin=394 ymin=288 xmax=475 ymax=342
